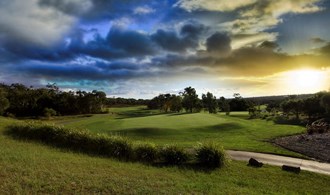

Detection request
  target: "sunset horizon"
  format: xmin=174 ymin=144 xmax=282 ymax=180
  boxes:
xmin=1 ymin=0 xmax=330 ymax=99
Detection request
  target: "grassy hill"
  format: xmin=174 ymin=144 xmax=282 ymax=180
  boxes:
xmin=54 ymin=106 xmax=305 ymax=156
xmin=1 ymin=108 xmax=329 ymax=194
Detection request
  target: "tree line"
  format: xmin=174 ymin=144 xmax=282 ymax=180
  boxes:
xmin=0 ymin=83 xmax=108 ymax=117
xmin=147 ymin=86 xmax=330 ymax=122
xmin=265 ymin=92 xmax=330 ymax=121
xmin=147 ymin=86 xmax=249 ymax=114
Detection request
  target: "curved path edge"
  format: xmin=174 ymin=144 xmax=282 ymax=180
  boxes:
xmin=227 ymin=150 xmax=330 ymax=175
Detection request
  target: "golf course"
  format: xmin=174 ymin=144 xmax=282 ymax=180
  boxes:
xmin=1 ymin=106 xmax=329 ymax=194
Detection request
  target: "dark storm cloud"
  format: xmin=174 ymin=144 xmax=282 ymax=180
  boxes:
xmin=106 ymin=28 xmax=156 ymax=56
xmin=318 ymin=42 xmax=330 ymax=54
xmin=258 ymin=41 xmax=279 ymax=50
xmin=20 ymin=60 xmax=149 ymax=81
xmin=38 ymin=0 xmax=93 ymax=16
xmin=0 ymin=26 xmax=158 ymax=62
xmin=206 ymin=32 xmax=231 ymax=55
xmin=311 ymin=37 xmax=326 ymax=44
xmin=2 ymin=40 xmax=75 ymax=62
xmin=151 ymin=22 xmax=205 ymax=52
xmin=73 ymin=27 xmax=157 ymax=59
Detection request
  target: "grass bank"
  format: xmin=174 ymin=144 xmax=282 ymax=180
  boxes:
xmin=53 ymin=106 xmax=306 ymax=157
xmin=0 ymin=117 xmax=329 ymax=194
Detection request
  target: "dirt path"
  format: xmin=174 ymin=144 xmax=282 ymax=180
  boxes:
xmin=227 ymin=150 xmax=330 ymax=175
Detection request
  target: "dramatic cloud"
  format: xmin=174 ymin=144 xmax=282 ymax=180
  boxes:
xmin=0 ymin=0 xmax=329 ymax=98
xmin=175 ymin=0 xmax=257 ymax=12
xmin=206 ymin=32 xmax=231 ymax=55
xmin=0 ymin=0 xmax=75 ymax=47
xmin=38 ymin=0 xmax=93 ymax=16
xmin=228 ymin=0 xmax=324 ymax=33
xmin=151 ymin=22 xmax=205 ymax=52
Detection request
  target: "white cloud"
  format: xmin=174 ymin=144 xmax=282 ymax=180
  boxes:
xmin=133 ymin=6 xmax=155 ymax=15
xmin=0 ymin=0 xmax=77 ymax=47
xmin=231 ymin=32 xmax=278 ymax=49
xmin=233 ymin=0 xmax=324 ymax=33
xmin=175 ymin=0 xmax=257 ymax=12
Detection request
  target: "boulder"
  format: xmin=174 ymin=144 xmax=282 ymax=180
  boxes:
xmin=248 ymin=158 xmax=263 ymax=167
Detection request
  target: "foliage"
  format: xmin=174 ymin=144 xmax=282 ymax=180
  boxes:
xmin=195 ymin=142 xmax=227 ymax=168
xmin=0 ymin=88 xmax=9 ymax=115
xmin=202 ymin=92 xmax=218 ymax=113
xmin=281 ymin=99 xmax=303 ymax=119
xmin=218 ymin=96 xmax=230 ymax=115
xmin=0 ymin=83 xmax=107 ymax=117
xmin=181 ymin=86 xmax=200 ymax=113
xmin=43 ymin=107 xmax=57 ymax=118
xmin=147 ymin=94 xmax=182 ymax=112
xmin=321 ymin=92 xmax=330 ymax=116
xmin=134 ymin=143 xmax=158 ymax=163
xmin=159 ymin=145 xmax=189 ymax=165
xmin=229 ymin=93 xmax=248 ymax=111
xmin=6 ymin=122 xmax=133 ymax=161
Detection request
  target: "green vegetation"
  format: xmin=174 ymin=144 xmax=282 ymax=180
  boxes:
xmin=56 ymin=106 xmax=305 ymax=156
xmin=195 ymin=142 xmax=227 ymax=168
xmin=0 ymin=116 xmax=329 ymax=194
xmin=6 ymin=122 xmax=227 ymax=167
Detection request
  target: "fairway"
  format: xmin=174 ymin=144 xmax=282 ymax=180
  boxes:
xmin=53 ymin=106 xmax=305 ymax=157
xmin=1 ymin=116 xmax=330 ymax=194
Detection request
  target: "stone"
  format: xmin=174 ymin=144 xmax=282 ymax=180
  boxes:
xmin=248 ymin=158 xmax=263 ymax=167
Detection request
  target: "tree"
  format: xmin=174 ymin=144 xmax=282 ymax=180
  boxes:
xmin=218 ymin=96 xmax=230 ymax=115
xmin=202 ymin=92 xmax=218 ymax=113
xmin=229 ymin=93 xmax=248 ymax=111
xmin=181 ymin=87 xmax=200 ymax=113
xmin=266 ymin=100 xmax=280 ymax=116
xmin=281 ymin=99 xmax=303 ymax=119
xmin=321 ymin=92 xmax=330 ymax=116
xmin=0 ymin=88 xmax=9 ymax=115
xmin=302 ymin=96 xmax=325 ymax=120
xmin=169 ymin=95 xmax=182 ymax=112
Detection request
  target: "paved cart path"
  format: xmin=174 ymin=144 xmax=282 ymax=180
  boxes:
xmin=227 ymin=150 xmax=330 ymax=175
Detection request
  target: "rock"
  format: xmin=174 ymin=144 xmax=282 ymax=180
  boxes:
xmin=282 ymin=165 xmax=300 ymax=173
xmin=248 ymin=158 xmax=263 ymax=167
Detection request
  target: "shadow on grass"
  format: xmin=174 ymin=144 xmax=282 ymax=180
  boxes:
xmin=115 ymin=108 xmax=167 ymax=119
xmin=109 ymin=127 xmax=179 ymax=137
xmin=167 ymin=112 xmax=196 ymax=117
xmin=150 ymin=161 xmax=219 ymax=173
xmin=189 ymin=123 xmax=244 ymax=133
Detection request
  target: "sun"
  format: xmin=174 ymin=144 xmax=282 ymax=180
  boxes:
xmin=283 ymin=69 xmax=327 ymax=93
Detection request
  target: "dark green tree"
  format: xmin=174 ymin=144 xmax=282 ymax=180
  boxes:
xmin=181 ymin=86 xmax=200 ymax=113
xmin=0 ymin=88 xmax=9 ymax=115
xmin=202 ymin=92 xmax=218 ymax=113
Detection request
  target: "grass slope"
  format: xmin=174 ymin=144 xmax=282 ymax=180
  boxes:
xmin=54 ymin=107 xmax=305 ymax=156
xmin=0 ymin=117 xmax=329 ymax=194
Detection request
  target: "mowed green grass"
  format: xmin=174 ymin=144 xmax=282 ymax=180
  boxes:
xmin=55 ymin=106 xmax=305 ymax=157
xmin=0 ymin=117 xmax=329 ymax=194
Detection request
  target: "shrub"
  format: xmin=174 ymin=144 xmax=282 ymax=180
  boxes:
xmin=134 ymin=143 xmax=158 ymax=163
xmin=6 ymin=122 xmax=133 ymax=161
xmin=159 ymin=145 xmax=188 ymax=165
xmin=43 ymin=108 xmax=57 ymax=118
xmin=195 ymin=142 xmax=227 ymax=168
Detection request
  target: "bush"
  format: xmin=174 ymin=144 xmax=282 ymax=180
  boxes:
xmin=195 ymin=142 xmax=227 ymax=168
xmin=43 ymin=108 xmax=57 ymax=118
xmin=134 ymin=143 xmax=158 ymax=163
xmin=6 ymin=122 xmax=133 ymax=161
xmin=159 ymin=145 xmax=188 ymax=165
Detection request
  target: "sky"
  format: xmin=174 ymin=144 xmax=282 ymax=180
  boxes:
xmin=0 ymin=0 xmax=330 ymax=99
